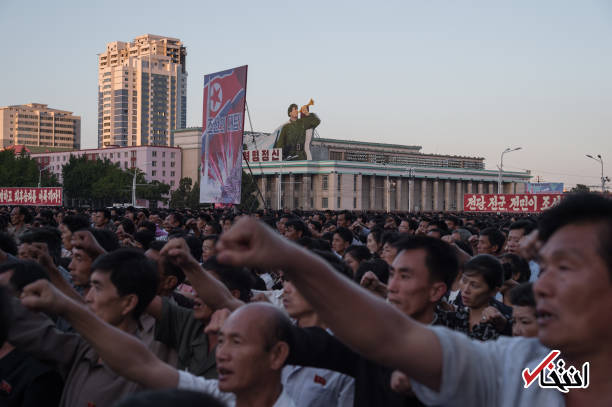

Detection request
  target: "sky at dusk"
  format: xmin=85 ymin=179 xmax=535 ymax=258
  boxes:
xmin=1 ymin=0 xmax=610 ymax=189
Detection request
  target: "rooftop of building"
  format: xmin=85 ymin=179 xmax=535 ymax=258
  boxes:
xmin=313 ymin=137 xmax=422 ymax=151
xmin=29 ymin=144 xmax=181 ymax=156
xmin=1 ymin=103 xmax=78 ymax=116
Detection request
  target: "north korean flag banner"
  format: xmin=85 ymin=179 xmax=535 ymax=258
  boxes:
xmin=200 ymin=65 xmax=248 ymax=204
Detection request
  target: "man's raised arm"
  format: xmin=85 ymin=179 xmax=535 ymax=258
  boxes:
xmin=161 ymin=238 xmax=244 ymax=311
xmin=216 ymin=217 xmax=443 ymax=391
xmin=20 ymin=279 xmax=179 ymax=389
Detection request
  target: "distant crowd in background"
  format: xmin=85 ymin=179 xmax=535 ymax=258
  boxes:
xmin=0 ymin=193 xmax=610 ymax=406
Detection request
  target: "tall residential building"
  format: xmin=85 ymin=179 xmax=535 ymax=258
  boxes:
xmin=0 ymin=103 xmax=81 ymax=149
xmin=98 ymin=34 xmax=187 ymax=148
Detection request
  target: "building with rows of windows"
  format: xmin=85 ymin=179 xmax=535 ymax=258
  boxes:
xmin=30 ymin=145 xmax=182 ymax=190
xmin=173 ymin=128 xmax=532 ymax=211
xmin=98 ymin=34 xmax=187 ymax=148
xmin=0 ymin=103 xmax=80 ymax=149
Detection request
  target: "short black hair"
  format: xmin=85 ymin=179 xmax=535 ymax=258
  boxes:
xmin=368 ymin=226 xmax=384 ymax=245
xmin=393 ymin=236 xmax=459 ymax=291
xmin=90 ymin=228 xmax=120 ymax=252
xmin=479 ymin=227 xmax=506 ymax=253
xmin=203 ymin=257 xmax=255 ymax=302
xmin=355 ymin=258 xmax=390 ymax=285
xmin=119 ymin=219 xmax=136 ymax=236
xmin=509 ymin=282 xmax=536 ymax=307
xmin=90 ymin=249 xmax=159 ymax=319
xmin=285 ymin=219 xmax=309 ymax=237
xmin=499 ymin=253 xmax=531 ymax=283
xmin=170 ymin=212 xmax=184 ymax=227
xmin=133 ymin=230 xmax=155 ymax=251
xmin=114 ymin=389 xmax=226 ymax=407
xmin=96 ymin=208 xmax=111 ymax=220
xmin=334 ymin=227 xmax=353 ymax=244
xmin=313 ymin=250 xmax=353 ymax=280
xmin=0 ymin=260 xmax=50 ymax=292
xmin=139 ymin=221 xmax=157 ymax=234
xmin=0 ymin=232 xmax=17 ymax=256
xmin=382 ymin=231 xmax=401 ymax=248
xmin=207 ymin=222 xmax=222 ymax=235
xmin=0 ymin=286 xmax=11 ymax=344
xmin=464 ymin=254 xmax=504 ymax=291
xmin=287 ymin=103 xmax=298 ymax=116
xmin=538 ymin=193 xmax=612 ymax=278
xmin=62 ymin=214 xmax=91 ymax=232
xmin=183 ymin=236 xmax=203 ymax=263
xmin=202 ymin=234 xmax=219 ymax=244
xmin=308 ymin=220 xmax=322 ymax=233
xmin=19 ymin=227 xmax=62 ymax=265
xmin=161 ymin=257 xmax=186 ymax=287
xmin=509 ymin=219 xmax=536 ymax=236
xmin=344 ymin=245 xmax=372 ymax=262
xmin=148 ymin=240 xmax=166 ymax=252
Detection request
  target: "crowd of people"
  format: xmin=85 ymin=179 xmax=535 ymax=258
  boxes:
xmin=0 ymin=193 xmax=610 ymax=406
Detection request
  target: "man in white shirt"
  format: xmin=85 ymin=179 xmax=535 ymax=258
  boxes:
xmin=19 ymin=282 xmax=296 ymax=407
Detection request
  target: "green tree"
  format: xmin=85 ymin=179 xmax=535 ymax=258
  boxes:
xmin=170 ymin=177 xmax=194 ymax=209
xmin=571 ymin=184 xmax=590 ymax=193
xmin=0 ymin=150 xmax=59 ymax=187
xmin=239 ymin=170 xmax=260 ymax=212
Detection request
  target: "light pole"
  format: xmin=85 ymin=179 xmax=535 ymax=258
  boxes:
xmin=38 ymin=164 xmax=51 ymax=188
xmin=132 ymin=162 xmax=152 ymax=206
xmin=586 ymin=154 xmax=608 ymax=193
xmin=498 ymin=147 xmax=522 ymax=194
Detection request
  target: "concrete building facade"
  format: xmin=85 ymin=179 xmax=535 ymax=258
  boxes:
xmin=0 ymin=103 xmax=80 ymax=149
xmin=98 ymin=34 xmax=187 ymax=148
xmin=30 ymin=145 xmax=182 ymax=190
xmin=172 ymin=128 xmax=532 ymax=212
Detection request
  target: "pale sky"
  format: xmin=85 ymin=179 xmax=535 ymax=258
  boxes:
xmin=1 ymin=0 xmax=610 ymax=189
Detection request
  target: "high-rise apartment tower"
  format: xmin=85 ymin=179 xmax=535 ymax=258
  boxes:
xmin=98 ymin=34 xmax=187 ymax=148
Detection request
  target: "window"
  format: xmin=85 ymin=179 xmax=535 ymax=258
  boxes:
xmin=162 ymin=171 xmax=166 ymax=176
xmin=322 ymin=197 xmax=328 ymax=208
xmin=337 ymin=196 xmax=341 ymax=208
xmin=170 ymin=171 xmax=175 ymax=177
xmin=322 ymin=175 xmax=329 ymax=191
xmin=162 ymin=152 xmax=166 ymax=158
xmin=170 ymin=180 xmax=174 ymax=186
xmin=354 ymin=174 xmax=357 ymax=191
xmin=353 ymin=197 xmax=357 ymax=209
xmin=337 ymin=174 xmax=342 ymax=191
xmin=152 ymin=151 xmax=157 ymax=157
xmin=170 ymin=161 xmax=175 ymax=167
xmin=152 ymin=161 xmax=157 ymax=167
xmin=162 ymin=161 xmax=166 ymax=167
xmin=124 ymin=152 xmax=128 ymax=157
xmin=152 ymin=170 xmax=157 ymax=176
xmin=171 ymin=152 xmax=175 ymax=158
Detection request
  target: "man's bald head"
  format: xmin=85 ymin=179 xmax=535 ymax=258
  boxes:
xmin=222 ymin=302 xmax=292 ymax=351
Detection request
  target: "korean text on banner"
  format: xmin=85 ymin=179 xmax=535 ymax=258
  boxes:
xmin=200 ymin=65 xmax=248 ymax=204
xmin=0 ymin=187 xmax=63 ymax=206
xmin=464 ymin=193 xmax=563 ymax=213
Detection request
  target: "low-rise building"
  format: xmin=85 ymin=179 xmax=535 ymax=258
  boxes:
xmin=30 ymin=145 xmax=182 ymax=189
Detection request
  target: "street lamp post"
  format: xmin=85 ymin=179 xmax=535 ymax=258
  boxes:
xmin=132 ymin=162 xmax=152 ymax=206
xmin=498 ymin=147 xmax=522 ymax=194
xmin=586 ymin=154 xmax=607 ymax=193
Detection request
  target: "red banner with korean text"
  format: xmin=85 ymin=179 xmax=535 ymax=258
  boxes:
xmin=464 ymin=193 xmax=563 ymax=213
xmin=0 ymin=187 xmax=63 ymax=206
